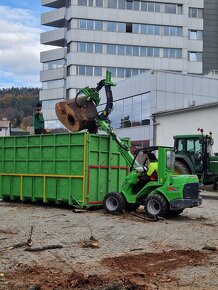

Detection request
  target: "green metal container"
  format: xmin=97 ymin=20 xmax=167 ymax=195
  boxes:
xmin=0 ymin=132 xmax=129 ymax=208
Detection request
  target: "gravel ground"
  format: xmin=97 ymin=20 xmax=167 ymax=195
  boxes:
xmin=0 ymin=190 xmax=217 ymax=289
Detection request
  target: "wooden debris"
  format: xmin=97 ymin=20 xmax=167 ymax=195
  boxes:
xmin=27 ymin=225 xmax=34 ymax=247
xmin=25 ymin=245 xmax=63 ymax=252
xmin=202 ymin=245 xmax=217 ymax=251
xmin=81 ymin=239 xmax=100 ymax=249
xmin=0 ymin=229 xmax=17 ymax=235
xmin=131 ymin=212 xmax=165 ymax=221
xmin=73 ymin=208 xmax=88 ymax=213
xmin=130 ymin=248 xmax=144 ymax=252
xmin=9 ymin=241 xmax=30 ymax=250
xmin=80 ymin=225 xmax=100 ymax=248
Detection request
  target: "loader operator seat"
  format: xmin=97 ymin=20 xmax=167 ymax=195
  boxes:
xmin=133 ymin=153 xmax=158 ymax=192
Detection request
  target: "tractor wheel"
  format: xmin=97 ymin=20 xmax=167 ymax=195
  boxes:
xmin=103 ymin=192 xmax=126 ymax=214
xmin=168 ymin=209 xmax=184 ymax=217
xmin=126 ymin=203 xmax=140 ymax=212
xmin=174 ymin=160 xmax=190 ymax=175
xmin=144 ymin=194 xmax=169 ymax=218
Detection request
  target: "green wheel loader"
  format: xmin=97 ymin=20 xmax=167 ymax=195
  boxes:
xmin=56 ymin=72 xmax=202 ymax=218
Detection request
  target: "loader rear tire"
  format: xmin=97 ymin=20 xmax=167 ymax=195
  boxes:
xmin=174 ymin=160 xmax=190 ymax=175
xmin=144 ymin=194 xmax=169 ymax=218
xmin=103 ymin=192 xmax=126 ymax=214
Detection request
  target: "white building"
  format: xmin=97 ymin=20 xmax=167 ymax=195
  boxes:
xmin=110 ymin=70 xmax=218 ymax=152
xmin=0 ymin=120 xmax=11 ymax=137
xmin=40 ymin=0 xmax=218 ymax=128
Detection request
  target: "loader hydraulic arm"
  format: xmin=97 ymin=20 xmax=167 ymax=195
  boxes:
xmin=97 ymin=118 xmax=138 ymax=168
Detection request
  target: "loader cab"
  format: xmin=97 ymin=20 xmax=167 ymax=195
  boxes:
xmin=133 ymin=146 xmax=175 ymax=185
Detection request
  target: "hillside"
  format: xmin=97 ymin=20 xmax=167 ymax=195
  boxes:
xmin=0 ymin=87 xmax=39 ymax=128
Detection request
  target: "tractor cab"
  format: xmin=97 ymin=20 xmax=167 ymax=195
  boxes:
xmin=174 ymin=134 xmax=204 ymax=173
xmin=174 ymin=131 xmax=214 ymax=177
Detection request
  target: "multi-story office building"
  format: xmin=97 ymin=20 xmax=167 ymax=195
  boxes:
xmin=40 ymin=0 xmax=218 ymax=128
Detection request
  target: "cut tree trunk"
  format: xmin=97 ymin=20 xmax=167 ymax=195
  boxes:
xmin=55 ymin=97 xmax=98 ymax=133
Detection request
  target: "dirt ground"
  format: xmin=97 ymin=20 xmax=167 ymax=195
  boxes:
xmin=0 ymin=190 xmax=217 ymax=290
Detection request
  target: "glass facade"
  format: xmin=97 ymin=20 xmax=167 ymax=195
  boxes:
xmin=98 ymin=92 xmax=152 ymax=129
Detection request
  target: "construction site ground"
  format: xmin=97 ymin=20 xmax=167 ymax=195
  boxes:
xmin=0 ymin=189 xmax=217 ymax=290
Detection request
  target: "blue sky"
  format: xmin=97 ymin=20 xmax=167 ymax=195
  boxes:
xmin=0 ymin=1 xmax=48 ymax=88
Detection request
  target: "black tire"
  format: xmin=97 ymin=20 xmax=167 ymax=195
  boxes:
xmin=126 ymin=203 xmax=140 ymax=212
xmin=103 ymin=192 xmax=126 ymax=214
xmin=213 ymin=177 xmax=218 ymax=190
xmin=174 ymin=160 xmax=190 ymax=175
xmin=168 ymin=209 xmax=184 ymax=217
xmin=144 ymin=194 xmax=169 ymax=218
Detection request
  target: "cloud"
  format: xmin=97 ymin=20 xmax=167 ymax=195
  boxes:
xmin=0 ymin=5 xmax=45 ymax=88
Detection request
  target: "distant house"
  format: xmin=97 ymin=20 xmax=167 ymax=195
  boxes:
xmin=0 ymin=119 xmax=11 ymax=137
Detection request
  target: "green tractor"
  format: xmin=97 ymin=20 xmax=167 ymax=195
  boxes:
xmin=174 ymin=128 xmax=218 ymax=190
xmin=56 ymin=72 xmax=202 ymax=218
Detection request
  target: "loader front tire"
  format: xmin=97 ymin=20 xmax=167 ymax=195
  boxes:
xmin=145 ymin=194 xmax=169 ymax=218
xmin=103 ymin=192 xmax=126 ymax=214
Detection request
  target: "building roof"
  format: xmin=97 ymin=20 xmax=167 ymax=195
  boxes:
xmin=0 ymin=120 xmax=10 ymax=128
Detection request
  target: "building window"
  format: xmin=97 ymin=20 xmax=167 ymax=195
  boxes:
xmin=108 ymin=0 xmax=117 ymax=9
xmin=107 ymin=44 xmax=116 ymax=54
xmin=78 ymin=42 xmax=86 ymax=52
xmin=107 ymin=21 xmax=117 ymax=32
xmin=126 ymin=23 xmax=132 ymax=33
xmin=77 ymin=65 xmax=102 ymax=76
xmin=78 ymin=0 xmax=87 ymax=5
xmin=163 ymin=48 xmax=182 ymax=59
xmin=164 ymin=26 xmax=182 ymax=37
xmin=95 ymin=43 xmax=103 ymax=53
xmin=78 ymin=19 xmax=103 ymax=31
xmin=42 ymin=79 xmax=65 ymax=90
xmin=43 ymin=59 xmax=65 ymax=70
xmin=188 ymin=52 xmax=202 ymax=62
xmin=189 ymin=8 xmax=203 ymax=19
xmin=188 ymin=30 xmax=203 ymax=40
xmin=95 ymin=20 xmax=103 ymax=30
xmin=165 ymin=4 xmax=182 ymax=14
xmin=96 ymin=0 xmax=103 ymax=7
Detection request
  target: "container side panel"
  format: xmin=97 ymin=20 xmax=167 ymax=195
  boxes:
xmin=42 ymin=146 xmax=54 ymax=160
xmin=22 ymin=177 xmax=33 ymax=200
xmin=56 ymin=178 xmax=70 ymax=202
xmin=45 ymin=178 xmax=57 ymax=201
xmin=28 ymin=136 xmax=41 ymax=146
xmin=4 ymin=137 xmax=15 ymax=146
xmin=34 ymin=177 xmax=44 ymax=200
xmin=69 ymin=161 xmax=84 ymax=176
xmin=42 ymin=161 xmax=55 ymax=174
xmin=17 ymin=148 xmax=28 ymax=160
xmin=1 ymin=176 xmax=11 ymax=198
xmin=4 ymin=161 xmax=15 ymax=173
xmin=70 ymin=178 xmax=84 ymax=206
xmin=28 ymin=147 xmax=41 ymax=160
xmin=16 ymin=137 xmax=28 ymax=146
